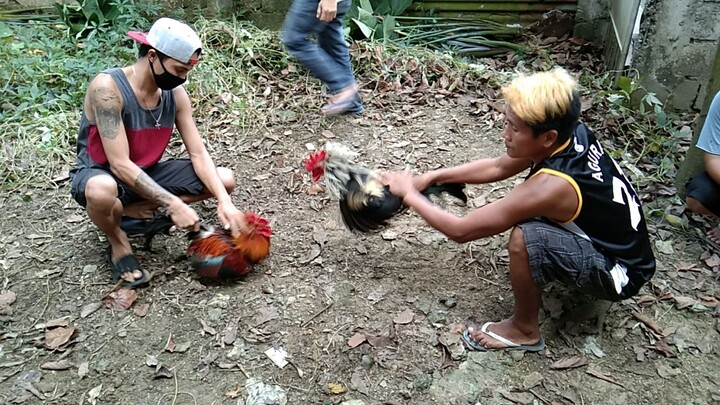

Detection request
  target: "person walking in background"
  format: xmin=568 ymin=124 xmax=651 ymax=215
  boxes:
xmin=281 ymin=0 xmax=363 ymax=116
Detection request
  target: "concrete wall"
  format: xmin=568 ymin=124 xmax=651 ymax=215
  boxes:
xmin=632 ymin=0 xmax=720 ymax=111
xmin=574 ymin=0 xmax=610 ymax=42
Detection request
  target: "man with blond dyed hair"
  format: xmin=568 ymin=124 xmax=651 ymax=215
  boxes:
xmin=382 ymin=68 xmax=655 ymax=352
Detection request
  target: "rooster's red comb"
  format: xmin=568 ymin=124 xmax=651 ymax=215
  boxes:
xmin=303 ymin=150 xmax=327 ymax=172
xmin=245 ymin=211 xmax=272 ymax=237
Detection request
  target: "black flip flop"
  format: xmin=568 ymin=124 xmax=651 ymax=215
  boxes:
xmin=107 ymin=246 xmax=150 ymax=288
xmin=142 ymin=211 xmax=175 ymax=252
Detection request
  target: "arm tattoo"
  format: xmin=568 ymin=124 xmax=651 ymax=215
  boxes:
xmin=91 ymin=87 xmax=122 ymax=139
xmin=133 ymin=171 xmax=175 ymax=208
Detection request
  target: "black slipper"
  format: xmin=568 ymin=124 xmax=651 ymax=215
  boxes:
xmin=142 ymin=211 xmax=175 ymax=252
xmin=107 ymin=246 xmax=150 ymax=288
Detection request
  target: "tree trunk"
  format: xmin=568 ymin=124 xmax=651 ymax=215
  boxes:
xmin=675 ymin=40 xmax=720 ymax=198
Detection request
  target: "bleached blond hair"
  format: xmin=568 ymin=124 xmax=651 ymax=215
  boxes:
xmin=501 ymin=67 xmax=578 ymax=127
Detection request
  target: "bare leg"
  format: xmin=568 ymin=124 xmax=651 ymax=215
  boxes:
xmin=84 ymin=175 xmax=143 ymax=280
xmin=469 ymin=226 xmax=542 ymax=348
xmin=686 ymin=196 xmax=720 ymax=243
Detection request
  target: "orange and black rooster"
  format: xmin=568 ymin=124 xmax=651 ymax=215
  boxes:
xmin=303 ymin=142 xmax=467 ymax=232
xmin=144 ymin=212 xmax=272 ymax=280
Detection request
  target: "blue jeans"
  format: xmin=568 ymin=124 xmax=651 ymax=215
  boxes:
xmin=281 ymin=0 xmax=356 ymax=94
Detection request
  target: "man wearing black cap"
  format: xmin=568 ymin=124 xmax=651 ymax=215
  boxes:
xmin=69 ymin=17 xmax=247 ymax=288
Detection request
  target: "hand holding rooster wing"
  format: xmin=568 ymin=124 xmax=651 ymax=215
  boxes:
xmin=380 ymin=169 xmax=417 ymax=200
xmin=168 ymin=199 xmax=201 ymax=232
xmin=217 ymin=200 xmax=249 ymax=237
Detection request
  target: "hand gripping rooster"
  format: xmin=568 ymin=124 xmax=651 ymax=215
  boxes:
xmin=303 ymin=142 xmax=467 ymax=232
xmin=144 ymin=211 xmax=272 ymax=280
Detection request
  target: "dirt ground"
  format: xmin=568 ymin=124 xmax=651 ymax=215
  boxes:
xmin=1 ymin=92 xmax=719 ymax=405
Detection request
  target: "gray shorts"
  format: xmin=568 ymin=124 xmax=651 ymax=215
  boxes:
xmin=518 ymin=219 xmax=621 ymax=301
xmin=69 ymin=159 xmax=206 ymax=207
xmin=686 ymin=171 xmax=720 ymax=216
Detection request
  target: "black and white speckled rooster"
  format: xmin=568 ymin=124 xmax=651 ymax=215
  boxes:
xmin=303 ymin=142 xmax=467 ymax=232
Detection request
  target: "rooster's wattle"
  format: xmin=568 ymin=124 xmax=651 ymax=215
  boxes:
xmin=303 ymin=142 xmax=467 ymax=232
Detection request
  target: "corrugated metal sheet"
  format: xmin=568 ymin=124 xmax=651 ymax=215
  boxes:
xmin=408 ymin=0 xmax=578 ymax=25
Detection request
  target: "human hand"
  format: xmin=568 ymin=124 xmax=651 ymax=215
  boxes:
xmin=379 ymin=169 xmax=415 ymax=199
xmin=412 ymin=171 xmax=437 ymax=192
xmin=316 ymin=0 xmax=337 ymax=22
xmin=168 ymin=199 xmax=200 ymax=232
xmin=217 ymin=200 xmax=249 ymax=237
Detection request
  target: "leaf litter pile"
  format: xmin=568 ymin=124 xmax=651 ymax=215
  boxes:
xmin=0 ymin=16 xmax=718 ymax=404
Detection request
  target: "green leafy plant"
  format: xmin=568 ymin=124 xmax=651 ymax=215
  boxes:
xmin=54 ymin=0 xmax=151 ymax=39
xmin=586 ymin=72 xmax=692 ymax=184
xmin=346 ymin=0 xmax=413 ymax=40
xmin=345 ymin=0 xmax=524 ymax=56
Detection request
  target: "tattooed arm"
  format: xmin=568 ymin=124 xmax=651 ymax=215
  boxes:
xmin=86 ymin=74 xmax=199 ymax=230
xmin=174 ymin=85 xmax=246 ymax=235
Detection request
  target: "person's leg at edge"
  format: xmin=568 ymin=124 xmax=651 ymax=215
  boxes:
xmin=281 ymin=0 xmax=348 ymax=97
xmin=685 ymin=171 xmax=720 ymax=244
xmin=317 ymin=0 xmax=358 ymax=105
xmin=468 ymin=226 xmax=542 ymax=348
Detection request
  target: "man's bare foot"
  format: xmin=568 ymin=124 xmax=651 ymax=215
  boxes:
xmin=709 ymin=226 xmax=720 ymax=244
xmin=467 ymin=318 xmax=541 ymax=349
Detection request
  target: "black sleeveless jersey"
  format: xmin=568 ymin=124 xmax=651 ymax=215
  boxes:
xmin=527 ymin=123 xmax=656 ymax=298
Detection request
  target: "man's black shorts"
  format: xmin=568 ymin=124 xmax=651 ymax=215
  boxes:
xmin=69 ymin=159 xmax=206 ymax=207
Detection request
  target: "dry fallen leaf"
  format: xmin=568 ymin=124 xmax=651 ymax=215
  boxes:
xmin=146 ymin=355 xmax=159 ymax=367
xmin=327 ymin=382 xmax=347 ymax=395
xmin=225 ymin=384 xmax=243 ymax=399
xmin=102 ymin=288 xmax=137 ymax=311
xmin=253 ymin=306 xmax=279 ymax=327
xmin=45 ymin=316 xmax=70 ymax=328
xmin=347 ymin=332 xmax=366 ymax=348
xmin=322 ymin=129 xmax=336 ymax=139
xmin=673 ymin=262 xmax=697 ymax=271
xmin=133 ymin=303 xmax=149 ymax=317
xmin=312 ymin=225 xmax=328 ymax=246
xmin=704 ymin=254 xmax=720 ymax=267
xmin=164 ymin=334 xmax=177 ymax=353
xmin=78 ymin=361 xmax=89 ymax=378
xmin=153 ymin=365 xmax=173 ymax=379
xmin=80 ymin=302 xmax=103 ymax=318
xmin=40 ymin=360 xmax=74 ymax=370
xmin=223 ymin=323 xmax=238 ymax=345
xmin=0 ymin=290 xmax=16 ymax=306
xmin=586 ymin=366 xmax=625 ymax=388
xmin=200 ymin=319 xmax=217 ymax=336
xmin=393 ymin=309 xmax=414 ymax=325
xmin=673 ymin=296 xmax=696 ymax=310
xmin=88 ymin=384 xmax=102 ymax=405
xmin=45 ymin=326 xmax=76 ymax=350
xmin=366 ymin=334 xmax=394 ymax=348
xmin=550 ymin=355 xmax=588 ymax=370
xmin=647 ymin=339 xmax=678 ymax=358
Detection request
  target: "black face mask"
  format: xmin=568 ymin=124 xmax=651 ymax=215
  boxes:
xmin=149 ymin=57 xmax=186 ymax=90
